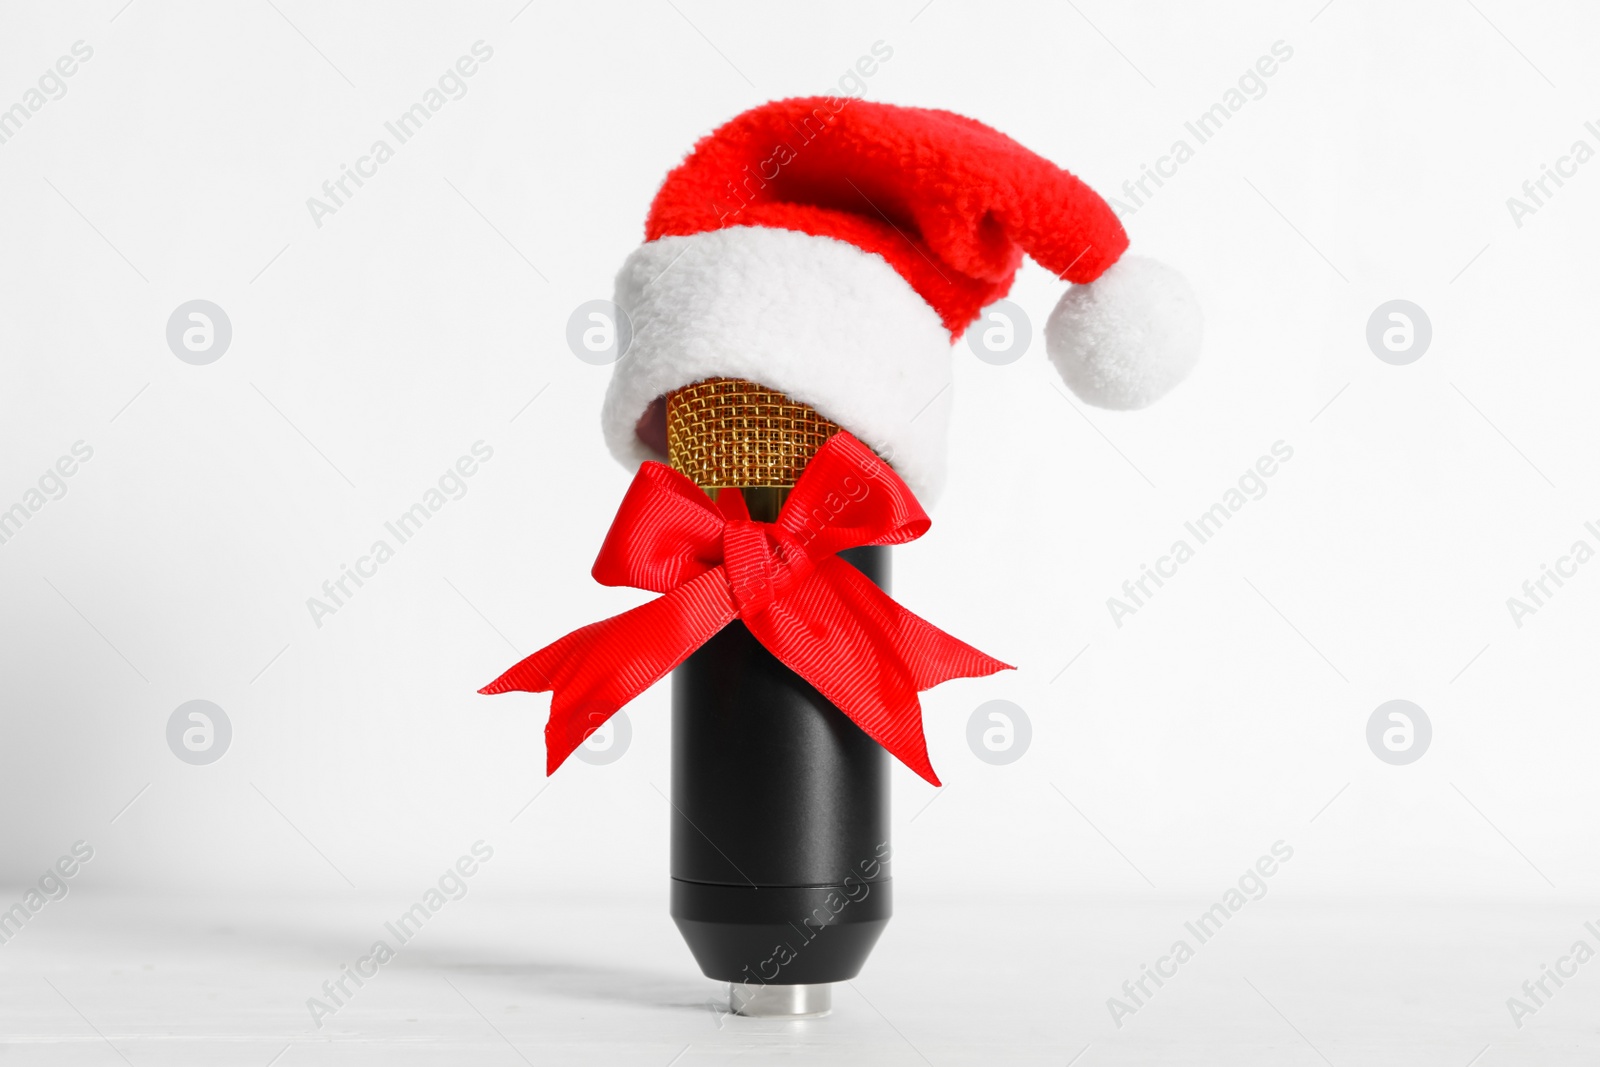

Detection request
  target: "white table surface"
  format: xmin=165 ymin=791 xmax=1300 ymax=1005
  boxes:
xmin=2 ymin=892 xmax=1595 ymax=1065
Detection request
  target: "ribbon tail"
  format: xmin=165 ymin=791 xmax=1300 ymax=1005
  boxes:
xmin=479 ymin=569 xmax=737 ymax=775
xmin=745 ymin=590 xmax=938 ymax=785
xmin=744 ymin=559 xmax=1012 ymax=787
xmin=807 ymin=557 xmax=1012 ymax=687
xmin=864 ymin=588 xmax=1011 ymax=691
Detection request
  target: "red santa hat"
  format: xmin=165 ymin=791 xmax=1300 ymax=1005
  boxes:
xmin=603 ymin=97 xmax=1201 ymax=499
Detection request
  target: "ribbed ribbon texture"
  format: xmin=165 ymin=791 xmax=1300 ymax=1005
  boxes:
xmin=479 ymin=432 xmax=1010 ymax=785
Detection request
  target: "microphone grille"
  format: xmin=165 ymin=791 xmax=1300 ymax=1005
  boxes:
xmin=666 ymin=378 xmax=839 ymax=491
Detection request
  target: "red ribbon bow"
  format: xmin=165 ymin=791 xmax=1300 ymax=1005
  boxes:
xmin=479 ymin=432 xmax=1010 ymax=785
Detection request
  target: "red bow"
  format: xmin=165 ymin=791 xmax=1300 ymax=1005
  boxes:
xmin=479 ymin=432 xmax=1010 ymax=785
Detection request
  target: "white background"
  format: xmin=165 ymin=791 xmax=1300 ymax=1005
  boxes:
xmin=2 ymin=0 xmax=1598 ymax=1061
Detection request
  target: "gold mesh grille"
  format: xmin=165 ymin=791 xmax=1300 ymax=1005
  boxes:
xmin=666 ymin=378 xmax=839 ymax=490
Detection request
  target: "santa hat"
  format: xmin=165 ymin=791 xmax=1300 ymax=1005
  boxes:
xmin=602 ymin=97 xmax=1201 ymax=500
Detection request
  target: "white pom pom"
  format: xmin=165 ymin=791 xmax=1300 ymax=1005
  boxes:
xmin=1045 ymin=256 xmax=1202 ymax=410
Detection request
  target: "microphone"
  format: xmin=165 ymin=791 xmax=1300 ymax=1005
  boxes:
xmin=485 ymin=95 xmax=1201 ymax=1024
xmin=664 ymin=378 xmax=891 ymax=1018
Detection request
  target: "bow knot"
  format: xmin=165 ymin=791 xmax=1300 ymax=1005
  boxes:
xmin=721 ymin=520 xmax=809 ymax=616
xmin=479 ymin=432 xmax=1010 ymax=785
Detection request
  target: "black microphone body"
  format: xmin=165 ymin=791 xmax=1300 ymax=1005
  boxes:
xmin=670 ymin=545 xmax=892 ymax=994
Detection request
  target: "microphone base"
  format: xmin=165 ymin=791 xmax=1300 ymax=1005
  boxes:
xmin=730 ymin=981 xmax=832 ymax=1018
xmin=671 ymin=878 xmax=891 ymax=985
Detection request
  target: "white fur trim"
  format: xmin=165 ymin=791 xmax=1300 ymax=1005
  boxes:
xmin=1045 ymin=256 xmax=1202 ymax=410
xmin=603 ymin=228 xmax=953 ymax=500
